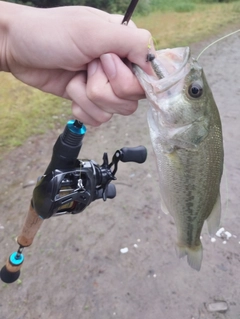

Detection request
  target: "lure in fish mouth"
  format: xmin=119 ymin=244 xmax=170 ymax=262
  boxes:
xmin=133 ymin=47 xmax=224 ymax=271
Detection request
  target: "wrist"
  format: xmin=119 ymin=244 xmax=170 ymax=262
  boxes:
xmin=0 ymin=1 xmax=23 ymax=72
xmin=0 ymin=1 xmax=12 ymax=71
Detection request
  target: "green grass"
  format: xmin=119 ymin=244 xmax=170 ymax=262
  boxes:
xmin=147 ymin=0 xmax=197 ymax=12
xmin=0 ymin=73 xmax=71 ymax=152
xmin=133 ymin=2 xmax=240 ymax=49
xmin=1 ymin=1 xmax=240 ymax=154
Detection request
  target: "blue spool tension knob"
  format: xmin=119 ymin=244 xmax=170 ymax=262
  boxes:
xmin=9 ymin=252 xmax=24 ymax=266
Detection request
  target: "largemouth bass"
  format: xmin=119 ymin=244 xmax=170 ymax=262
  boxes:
xmin=133 ymin=47 xmax=223 ymax=271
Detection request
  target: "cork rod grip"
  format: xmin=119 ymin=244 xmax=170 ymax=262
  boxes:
xmin=17 ymin=203 xmax=44 ymax=247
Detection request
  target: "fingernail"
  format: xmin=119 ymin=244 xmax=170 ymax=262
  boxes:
xmin=100 ymin=54 xmax=116 ymax=79
xmin=88 ymin=59 xmax=98 ymax=77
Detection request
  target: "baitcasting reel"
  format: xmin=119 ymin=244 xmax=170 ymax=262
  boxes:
xmin=0 ymin=119 xmax=147 ymax=283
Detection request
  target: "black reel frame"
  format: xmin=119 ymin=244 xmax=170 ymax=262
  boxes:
xmin=33 ymin=147 xmax=146 ymax=219
xmin=0 ymin=120 xmax=147 ymax=284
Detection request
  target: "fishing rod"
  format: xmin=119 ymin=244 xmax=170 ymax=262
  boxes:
xmin=0 ymin=119 xmax=147 ymax=283
xmin=0 ymin=0 xmax=142 ymax=284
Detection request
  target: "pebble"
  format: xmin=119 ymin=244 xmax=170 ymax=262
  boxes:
xmin=211 ymin=237 xmax=216 ymax=243
xmin=207 ymin=301 xmax=228 ymax=313
xmin=216 ymin=227 xmax=225 ymax=237
xmin=120 ymin=247 xmax=128 ymax=254
xmin=224 ymin=231 xmax=232 ymax=240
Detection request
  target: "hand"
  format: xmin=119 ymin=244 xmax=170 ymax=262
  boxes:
xmin=0 ymin=2 xmax=155 ymax=126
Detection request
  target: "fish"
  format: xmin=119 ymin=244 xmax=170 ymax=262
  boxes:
xmin=133 ymin=47 xmax=224 ymax=271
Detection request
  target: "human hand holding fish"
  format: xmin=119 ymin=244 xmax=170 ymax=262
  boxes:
xmin=0 ymin=1 xmax=154 ymax=126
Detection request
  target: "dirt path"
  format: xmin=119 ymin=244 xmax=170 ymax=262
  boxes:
xmin=0 ymin=28 xmax=240 ymax=319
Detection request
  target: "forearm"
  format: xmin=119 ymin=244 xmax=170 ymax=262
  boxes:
xmin=0 ymin=1 xmax=15 ymax=71
xmin=0 ymin=1 xmax=40 ymax=73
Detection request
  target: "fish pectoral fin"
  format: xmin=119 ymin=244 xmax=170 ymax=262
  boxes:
xmin=168 ymin=121 xmax=209 ymax=149
xmin=176 ymin=243 xmax=203 ymax=271
xmin=207 ymin=193 xmax=221 ymax=237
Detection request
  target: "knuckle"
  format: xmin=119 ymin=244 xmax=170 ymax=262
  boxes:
xmin=120 ymin=101 xmax=138 ymax=116
xmin=98 ymin=112 xmax=112 ymax=123
xmin=87 ymin=85 xmax=104 ymax=102
xmin=114 ymin=77 xmax=134 ymax=97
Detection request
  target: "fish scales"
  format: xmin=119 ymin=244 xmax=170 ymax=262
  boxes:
xmin=134 ymin=47 xmax=223 ymax=270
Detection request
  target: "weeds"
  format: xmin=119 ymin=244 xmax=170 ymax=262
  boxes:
xmin=133 ymin=2 xmax=240 ymax=49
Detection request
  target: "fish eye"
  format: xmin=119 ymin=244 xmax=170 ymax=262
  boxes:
xmin=188 ymin=83 xmax=203 ymax=98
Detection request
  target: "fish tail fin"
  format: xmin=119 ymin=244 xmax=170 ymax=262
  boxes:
xmin=175 ymin=243 xmax=203 ymax=271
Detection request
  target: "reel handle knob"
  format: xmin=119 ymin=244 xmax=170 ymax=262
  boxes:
xmin=118 ymin=146 xmax=147 ymax=163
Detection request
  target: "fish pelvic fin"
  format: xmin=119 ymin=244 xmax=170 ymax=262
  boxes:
xmin=207 ymin=193 xmax=221 ymax=237
xmin=175 ymin=243 xmax=203 ymax=271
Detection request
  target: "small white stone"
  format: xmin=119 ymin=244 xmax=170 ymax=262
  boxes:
xmin=211 ymin=237 xmax=216 ymax=243
xmin=216 ymin=227 xmax=225 ymax=237
xmin=0 ymin=225 xmax=4 ymax=230
xmin=153 ymin=274 xmax=157 ymax=278
xmin=207 ymin=301 xmax=228 ymax=313
xmin=222 ymin=241 xmax=227 ymax=244
xmin=120 ymin=247 xmax=129 ymax=254
xmin=224 ymin=231 xmax=232 ymax=240
xmin=137 ymin=239 xmax=141 ymax=242
xmin=133 ymin=244 xmax=138 ymax=248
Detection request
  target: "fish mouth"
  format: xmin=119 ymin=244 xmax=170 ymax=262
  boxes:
xmin=134 ymin=47 xmax=191 ymax=93
xmin=154 ymin=47 xmax=190 ymax=78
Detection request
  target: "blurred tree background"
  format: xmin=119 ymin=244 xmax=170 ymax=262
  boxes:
xmin=5 ymin=0 xmax=240 ymax=13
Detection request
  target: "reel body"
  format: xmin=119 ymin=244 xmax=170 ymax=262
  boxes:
xmin=0 ymin=120 xmax=147 ymax=283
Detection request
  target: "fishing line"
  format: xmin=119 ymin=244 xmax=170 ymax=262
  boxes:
xmin=197 ymin=29 xmax=240 ymax=60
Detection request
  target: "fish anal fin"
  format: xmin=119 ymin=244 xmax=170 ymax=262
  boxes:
xmin=207 ymin=193 xmax=221 ymax=237
xmin=175 ymin=243 xmax=203 ymax=271
xmin=160 ymin=198 xmax=170 ymax=215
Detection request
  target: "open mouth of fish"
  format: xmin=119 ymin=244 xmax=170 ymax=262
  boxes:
xmin=134 ymin=47 xmax=191 ymax=95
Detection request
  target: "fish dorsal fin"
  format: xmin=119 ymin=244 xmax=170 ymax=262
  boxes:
xmin=207 ymin=193 xmax=221 ymax=237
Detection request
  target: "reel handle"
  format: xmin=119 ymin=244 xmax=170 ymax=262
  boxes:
xmin=119 ymin=146 xmax=147 ymax=163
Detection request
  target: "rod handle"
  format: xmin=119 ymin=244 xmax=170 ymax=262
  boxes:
xmin=17 ymin=203 xmax=44 ymax=247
